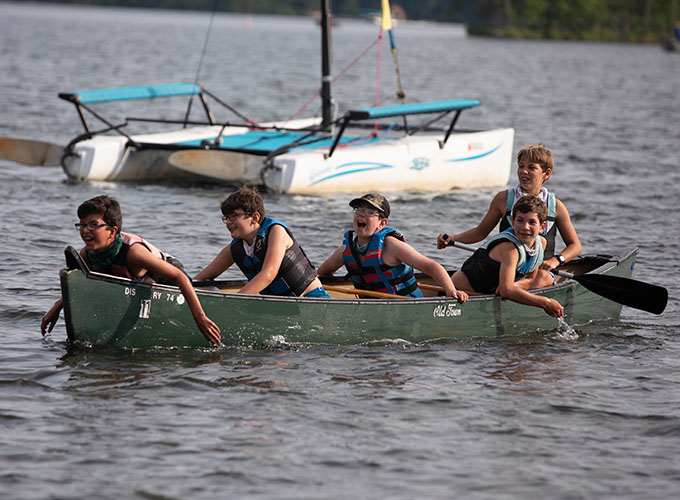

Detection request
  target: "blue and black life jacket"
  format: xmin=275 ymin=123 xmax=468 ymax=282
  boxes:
xmin=342 ymin=227 xmax=423 ymax=297
xmin=500 ymin=187 xmax=557 ymax=258
xmin=230 ymin=217 xmax=317 ymax=297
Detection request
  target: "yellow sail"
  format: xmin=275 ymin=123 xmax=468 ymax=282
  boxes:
xmin=381 ymin=0 xmax=392 ymax=31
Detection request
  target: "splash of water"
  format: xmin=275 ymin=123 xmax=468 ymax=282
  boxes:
xmin=556 ymin=316 xmax=578 ymax=340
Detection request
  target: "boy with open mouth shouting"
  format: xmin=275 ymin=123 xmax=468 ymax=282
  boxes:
xmin=318 ymin=193 xmax=467 ymax=302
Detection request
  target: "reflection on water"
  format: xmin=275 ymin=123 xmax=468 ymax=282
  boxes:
xmin=479 ymin=344 xmax=567 ymax=393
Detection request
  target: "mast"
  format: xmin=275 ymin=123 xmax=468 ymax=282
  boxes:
xmin=320 ymin=0 xmax=332 ymax=129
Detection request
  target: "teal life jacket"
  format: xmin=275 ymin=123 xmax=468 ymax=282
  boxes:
xmin=500 ymin=187 xmax=557 ymax=258
xmin=483 ymin=227 xmax=544 ymax=278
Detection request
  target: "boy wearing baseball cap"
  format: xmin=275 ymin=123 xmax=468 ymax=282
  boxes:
xmin=318 ymin=193 xmax=467 ymax=302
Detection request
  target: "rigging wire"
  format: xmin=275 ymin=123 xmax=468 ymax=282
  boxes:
xmin=284 ymin=34 xmax=382 ymax=125
xmin=285 ymin=2 xmax=408 ymax=132
xmin=374 ymin=26 xmax=384 ymax=135
xmin=183 ymin=0 xmax=219 ymax=127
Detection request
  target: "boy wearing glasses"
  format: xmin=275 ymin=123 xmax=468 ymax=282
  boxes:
xmin=41 ymin=195 xmax=221 ymax=344
xmin=318 ymin=193 xmax=468 ymax=302
xmin=194 ymin=187 xmax=330 ymax=298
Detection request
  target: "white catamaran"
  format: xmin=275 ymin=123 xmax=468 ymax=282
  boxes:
xmin=0 ymin=1 xmax=514 ymax=194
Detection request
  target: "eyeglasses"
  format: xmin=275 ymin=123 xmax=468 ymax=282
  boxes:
xmin=221 ymin=212 xmax=251 ymax=223
xmin=75 ymin=221 xmax=109 ymax=231
xmin=353 ymin=206 xmax=382 ymax=217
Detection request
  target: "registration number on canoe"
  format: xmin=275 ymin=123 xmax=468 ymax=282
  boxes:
xmin=124 ymin=287 xmax=184 ymax=304
xmin=433 ymin=303 xmax=461 ymax=318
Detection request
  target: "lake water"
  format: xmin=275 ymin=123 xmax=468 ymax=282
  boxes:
xmin=1 ymin=2 xmax=679 ymax=498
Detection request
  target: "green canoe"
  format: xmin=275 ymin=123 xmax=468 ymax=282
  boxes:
xmin=59 ymin=246 xmax=639 ymax=349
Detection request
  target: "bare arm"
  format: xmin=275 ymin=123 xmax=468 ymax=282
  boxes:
xmin=238 ymin=224 xmax=291 ymax=295
xmin=128 ymin=245 xmax=221 ymax=344
xmin=41 ymin=298 xmax=63 ymax=336
xmin=437 ymin=191 xmax=507 ymax=248
xmin=317 ymin=246 xmax=345 ymax=277
xmin=42 ymin=247 xmax=89 ymax=335
xmin=493 ymin=242 xmax=563 ymax=317
xmin=541 ymin=198 xmax=582 ymax=270
xmin=385 ymin=238 xmax=468 ymax=302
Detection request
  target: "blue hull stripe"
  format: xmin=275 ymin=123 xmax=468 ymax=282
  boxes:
xmin=309 ymin=140 xmax=505 ymax=186
xmin=309 ymin=163 xmax=393 ymax=185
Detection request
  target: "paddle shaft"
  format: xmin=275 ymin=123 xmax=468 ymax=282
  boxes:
xmin=449 ymin=240 xmax=619 ymax=283
xmin=323 ymin=284 xmax=407 ymax=299
xmin=442 ymin=235 xmax=668 ymax=314
xmin=417 ymin=282 xmax=481 ymax=296
xmin=447 ymin=239 xmax=575 ymax=281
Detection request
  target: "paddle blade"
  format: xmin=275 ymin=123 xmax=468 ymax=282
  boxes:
xmin=0 ymin=138 xmax=63 ymax=166
xmin=573 ymin=273 xmax=668 ymax=314
xmin=168 ymin=150 xmax=253 ymax=181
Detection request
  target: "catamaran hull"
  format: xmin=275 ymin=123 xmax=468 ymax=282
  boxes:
xmin=265 ymin=127 xmax=514 ymax=194
xmin=61 ymin=126 xmax=266 ymax=182
xmin=63 ymin=141 xmax=189 ymax=181
xmin=60 ymin=247 xmax=637 ymax=349
xmin=60 ymin=123 xmax=513 ymax=194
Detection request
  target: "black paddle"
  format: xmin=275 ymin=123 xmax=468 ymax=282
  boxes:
xmin=441 ymin=235 xmax=668 ymax=315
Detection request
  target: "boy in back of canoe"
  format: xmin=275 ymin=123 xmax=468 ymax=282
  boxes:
xmin=451 ymin=195 xmax=563 ymax=318
xmin=317 ymin=193 xmax=468 ymax=302
xmin=194 ymin=187 xmax=330 ymax=298
xmin=41 ymin=195 xmax=221 ymax=344
xmin=437 ymin=143 xmax=581 ymax=270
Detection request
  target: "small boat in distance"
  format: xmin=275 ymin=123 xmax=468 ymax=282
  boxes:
xmin=0 ymin=1 xmax=514 ymax=194
xmin=58 ymin=245 xmax=656 ymax=349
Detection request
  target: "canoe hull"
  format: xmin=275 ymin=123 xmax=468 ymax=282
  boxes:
xmin=61 ymin=248 xmax=638 ymax=349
